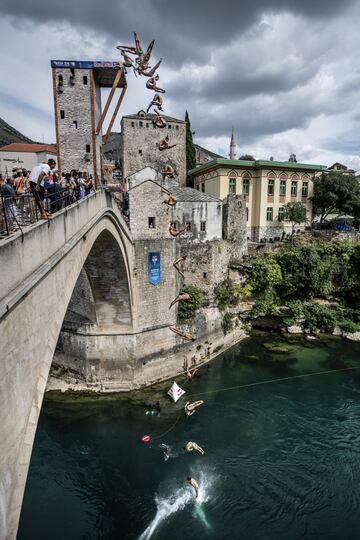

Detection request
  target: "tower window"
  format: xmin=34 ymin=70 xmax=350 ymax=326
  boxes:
xmin=168 ymin=124 xmax=172 ymax=129
xmin=185 ymin=222 xmax=192 ymax=231
xmin=146 ymin=123 xmax=149 ymax=128
xmin=58 ymin=75 xmax=63 ymax=86
xmin=60 ymin=110 xmax=65 ymax=119
xmin=86 ymin=144 xmax=90 ymax=153
xmin=176 ymin=125 xmax=179 ymax=130
xmin=138 ymin=149 xmax=142 ymax=155
xmin=203 ymin=272 xmax=207 ymax=279
xmin=70 ymin=68 xmax=75 ymax=77
xmin=73 ymin=121 xmax=78 ymax=129
xmin=139 ymin=121 xmax=143 ymax=127
xmin=148 ymin=217 xmax=156 ymax=229
xmin=200 ymin=221 xmax=206 ymax=232
xmin=131 ymin=121 xmax=135 ymax=127
xmin=83 ymin=75 xmax=88 ymax=85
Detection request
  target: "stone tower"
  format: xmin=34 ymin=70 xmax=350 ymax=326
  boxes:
xmin=229 ymin=126 xmax=237 ymax=160
xmin=51 ymin=60 xmax=127 ymax=184
xmin=121 ymin=111 xmax=187 ymax=185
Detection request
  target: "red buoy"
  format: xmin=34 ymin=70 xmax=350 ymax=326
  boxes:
xmin=141 ymin=435 xmax=151 ymax=443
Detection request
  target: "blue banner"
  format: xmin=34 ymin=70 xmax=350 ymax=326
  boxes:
xmin=148 ymin=252 xmax=161 ymax=286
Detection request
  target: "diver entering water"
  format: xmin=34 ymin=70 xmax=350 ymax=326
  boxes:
xmin=187 ymin=476 xmax=199 ymax=498
xmin=185 ymin=400 xmax=204 ymax=417
xmin=184 ymin=441 xmax=204 ymax=455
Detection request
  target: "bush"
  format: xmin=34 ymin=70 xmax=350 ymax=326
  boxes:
xmin=222 ymin=313 xmax=234 ymax=335
xmin=177 ymin=285 xmax=204 ymax=321
xmin=215 ymin=279 xmax=252 ymax=311
xmin=338 ymin=320 xmax=360 ymax=333
xmin=287 ymin=300 xmax=304 ymax=320
xmin=303 ymin=304 xmax=337 ymax=333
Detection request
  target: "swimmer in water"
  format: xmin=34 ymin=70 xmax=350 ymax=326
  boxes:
xmin=159 ymin=443 xmax=172 ymax=461
xmin=187 ymin=476 xmax=199 ymax=498
xmin=184 ymin=441 xmax=205 ymax=455
xmin=184 ymin=400 xmax=204 ymax=417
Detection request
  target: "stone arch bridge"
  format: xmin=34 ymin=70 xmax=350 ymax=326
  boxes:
xmin=0 ymin=190 xmax=183 ymax=539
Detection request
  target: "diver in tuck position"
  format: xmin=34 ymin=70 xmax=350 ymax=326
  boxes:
xmin=184 ymin=441 xmax=205 ymax=455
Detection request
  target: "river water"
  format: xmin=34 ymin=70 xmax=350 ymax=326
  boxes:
xmin=18 ymin=334 xmax=360 ymax=540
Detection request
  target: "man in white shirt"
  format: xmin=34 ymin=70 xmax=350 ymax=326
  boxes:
xmin=29 ymin=159 xmax=56 ymax=219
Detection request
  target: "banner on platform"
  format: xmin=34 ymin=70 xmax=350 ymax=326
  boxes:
xmin=148 ymin=252 xmax=161 ymax=286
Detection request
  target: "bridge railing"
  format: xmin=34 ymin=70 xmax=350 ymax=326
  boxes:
xmin=0 ymin=187 xmax=123 ymax=240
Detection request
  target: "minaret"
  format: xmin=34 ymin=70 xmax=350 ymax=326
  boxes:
xmin=229 ymin=126 xmax=236 ymax=160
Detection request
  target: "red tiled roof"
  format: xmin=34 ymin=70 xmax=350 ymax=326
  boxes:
xmin=0 ymin=143 xmax=57 ymax=154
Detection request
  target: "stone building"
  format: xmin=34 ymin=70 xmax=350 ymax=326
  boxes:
xmin=190 ymin=157 xmax=326 ymax=241
xmin=0 ymin=143 xmax=57 ymax=175
xmin=126 ymin=173 xmax=247 ymax=301
xmin=51 ymin=60 xmax=127 ymax=183
xmin=121 ymin=111 xmax=186 ymax=185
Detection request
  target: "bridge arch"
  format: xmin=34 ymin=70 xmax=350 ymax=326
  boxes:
xmin=0 ymin=203 xmax=135 ymax=539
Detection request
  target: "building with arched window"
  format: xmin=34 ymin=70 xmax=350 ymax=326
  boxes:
xmin=189 ymin=158 xmax=326 ymax=241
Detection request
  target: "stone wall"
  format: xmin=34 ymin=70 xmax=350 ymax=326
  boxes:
xmin=128 ymin=180 xmax=171 ymax=240
xmin=121 ymin=113 xmax=186 ymax=185
xmin=252 ymin=224 xmax=303 ymax=242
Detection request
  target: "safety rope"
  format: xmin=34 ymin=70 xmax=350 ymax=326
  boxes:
xmin=149 ymin=365 xmax=360 ymax=441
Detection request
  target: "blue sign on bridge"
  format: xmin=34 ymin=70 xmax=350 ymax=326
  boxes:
xmin=148 ymin=252 xmax=161 ymax=286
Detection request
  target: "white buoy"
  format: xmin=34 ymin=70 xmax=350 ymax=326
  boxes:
xmin=167 ymin=381 xmax=185 ymax=403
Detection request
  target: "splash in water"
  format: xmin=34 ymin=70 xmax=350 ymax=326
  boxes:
xmin=138 ymin=470 xmax=215 ymax=539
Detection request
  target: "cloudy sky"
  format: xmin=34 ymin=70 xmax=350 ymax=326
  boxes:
xmin=1 ymin=0 xmax=359 ymax=170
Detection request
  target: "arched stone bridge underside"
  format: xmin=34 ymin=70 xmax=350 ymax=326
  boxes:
xmin=0 ymin=192 xmax=140 ymax=539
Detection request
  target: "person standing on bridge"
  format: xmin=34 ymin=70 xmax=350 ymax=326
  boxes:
xmin=29 ymin=159 xmax=56 ymax=219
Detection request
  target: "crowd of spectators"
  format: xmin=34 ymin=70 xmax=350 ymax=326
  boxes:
xmin=0 ymin=160 xmax=94 ymax=233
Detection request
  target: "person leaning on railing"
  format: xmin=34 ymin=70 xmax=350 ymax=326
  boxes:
xmin=0 ymin=176 xmax=17 ymax=232
xmin=29 ymin=159 xmax=56 ymax=219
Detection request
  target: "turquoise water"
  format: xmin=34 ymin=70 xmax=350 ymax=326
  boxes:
xmin=18 ymin=335 xmax=360 ymax=540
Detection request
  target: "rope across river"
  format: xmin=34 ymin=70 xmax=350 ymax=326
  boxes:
xmin=150 ymin=365 xmax=360 ymax=441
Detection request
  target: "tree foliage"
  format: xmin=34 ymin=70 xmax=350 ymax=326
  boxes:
xmin=177 ymin=284 xmax=203 ymax=321
xmin=239 ymin=154 xmax=255 ymax=161
xmin=312 ymin=171 xmax=360 ymax=223
xmin=215 ymin=279 xmax=252 ymax=311
xmin=248 ymin=238 xmax=360 ymax=322
xmin=185 ymin=110 xmax=196 ymax=187
xmin=283 ymin=202 xmax=307 ymax=232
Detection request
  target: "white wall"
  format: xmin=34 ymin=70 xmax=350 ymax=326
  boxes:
xmin=0 ymin=151 xmax=57 ymax=175
xmin=173 ymin=201 xmax=222 ymax=242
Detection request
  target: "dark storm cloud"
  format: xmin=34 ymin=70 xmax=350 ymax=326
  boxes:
xmin=0 ymin=0 xmax=356 ymax=66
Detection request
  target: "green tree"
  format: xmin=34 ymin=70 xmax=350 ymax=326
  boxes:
xmin=185 ymin=110 xmax=196 ymax=187
xmin=283 ymin=202 xmax=307 ymax=233
xmin=239 ymin=154 xmax=255 ymax=161
xmin=249 ymin=253 xmax=282 ymax=293
xmin=312 ymin=171 xmax=360 ymax=223
xmin=177 ymin=285 xmax=203 ymax=321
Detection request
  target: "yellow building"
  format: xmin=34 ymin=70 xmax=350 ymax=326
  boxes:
xmin=189 ymin=158 xmax=326 ymax=241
